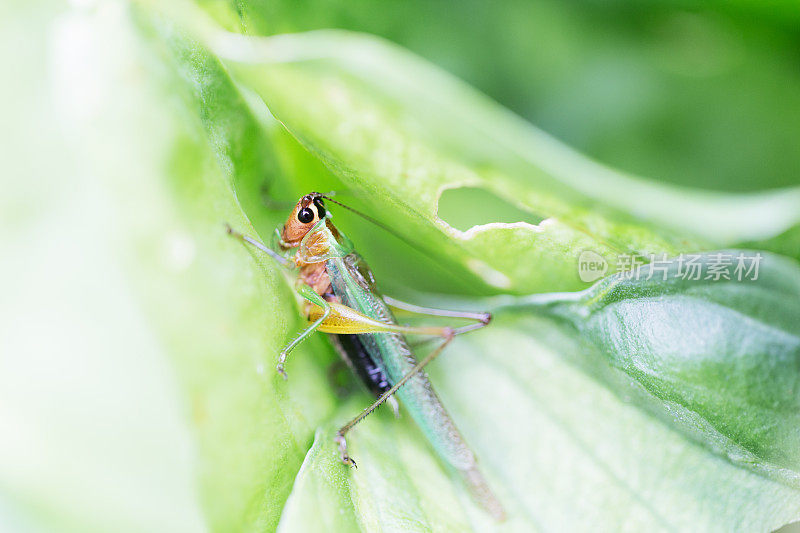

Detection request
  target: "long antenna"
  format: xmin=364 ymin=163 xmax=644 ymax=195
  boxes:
xmin=316 ymin=193 xmax=422 ymax=251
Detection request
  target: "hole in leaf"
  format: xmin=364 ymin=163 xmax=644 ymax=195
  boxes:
xmin=437 ymin=186 xmax=543 ymax=232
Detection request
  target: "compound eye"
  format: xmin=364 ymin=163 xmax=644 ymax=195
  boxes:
xmin=313 ymin=197 xmax=326 ymax=219
xmin=297 ymin=207 xmax=315 ymax=224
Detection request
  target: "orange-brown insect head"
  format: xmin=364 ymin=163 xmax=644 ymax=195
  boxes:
xmin=280 ymin=193 xmax=327 ymax=248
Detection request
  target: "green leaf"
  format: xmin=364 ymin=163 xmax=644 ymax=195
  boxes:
xmin=272 ymin=312 xmax=800 ymax=531
xmin=203 ymin=28 xmax=800 ymax=297
xmin=492 ymin=251 xmax=800 ymax=483
xmin=197 ymin=0 xmax=800 ymax=194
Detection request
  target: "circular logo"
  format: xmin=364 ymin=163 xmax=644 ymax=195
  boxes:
xmin=577 ymin=250 xmax=608 ymax=283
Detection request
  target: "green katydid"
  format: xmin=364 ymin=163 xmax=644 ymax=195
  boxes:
xmin=227 ymin=192 xmax=505 ymax=520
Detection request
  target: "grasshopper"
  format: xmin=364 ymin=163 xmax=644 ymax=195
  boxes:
xmin=228 ymin=192 xmax=505 ymax=520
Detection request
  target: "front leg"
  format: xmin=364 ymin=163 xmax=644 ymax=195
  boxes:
xmin=276 ymin=284 xmax=331 ymax=379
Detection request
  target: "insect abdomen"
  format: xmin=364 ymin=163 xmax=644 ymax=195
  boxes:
xmin=327 ymin=333 xmax=392 ymax=397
